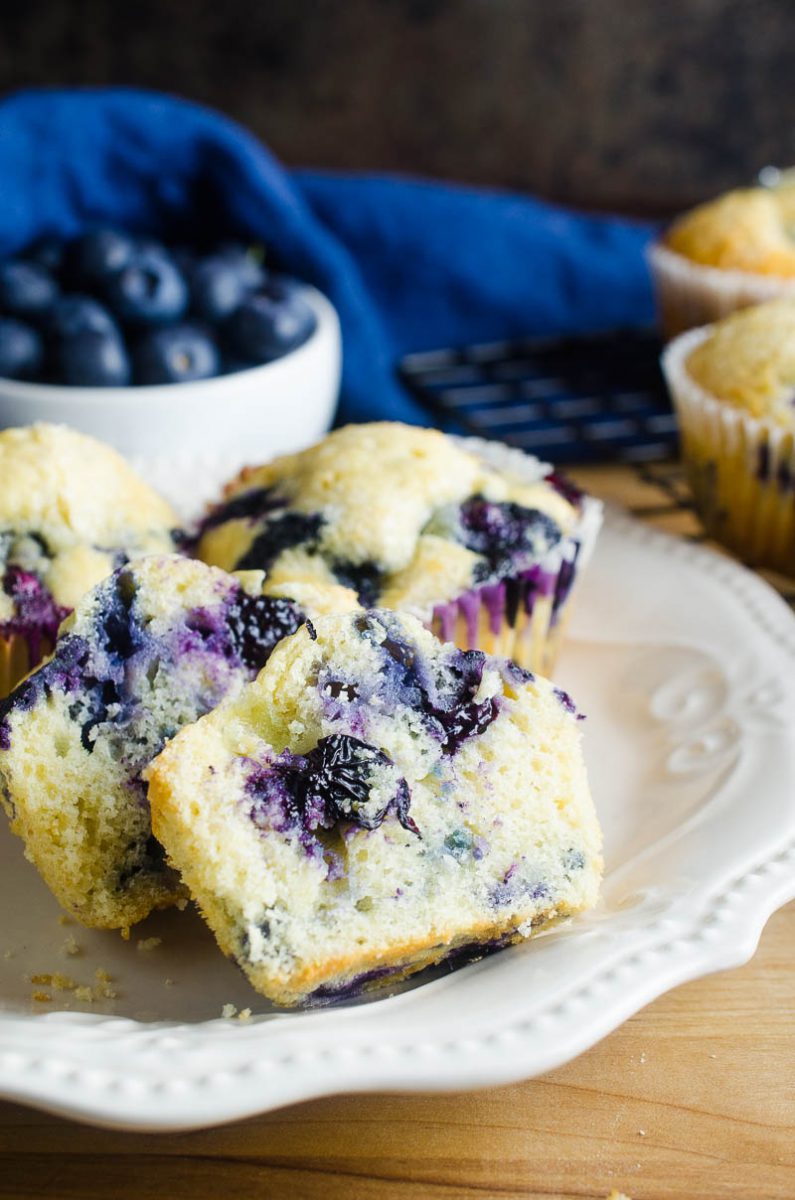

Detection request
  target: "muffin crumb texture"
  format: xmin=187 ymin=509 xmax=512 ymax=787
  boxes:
xmin=147 ymin=609 xmax=602 ymax=1006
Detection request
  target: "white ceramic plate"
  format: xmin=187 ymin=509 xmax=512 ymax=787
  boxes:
xmin=1 ymin=506 xmax=794 ymax=1132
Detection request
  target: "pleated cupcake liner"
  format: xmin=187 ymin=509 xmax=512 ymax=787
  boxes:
xmin=647 ymin=242 xmax=795 ymax=341
xmin=415 ymin=438 xmax=604 ymax=675
xmin=662 ymin=327 xmax=795 ymax=576
xmin=426 ymin=552 xmax=575 ymax=676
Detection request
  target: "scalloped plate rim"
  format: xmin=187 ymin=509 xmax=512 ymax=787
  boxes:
xmin=0 ymin=506 xmax=793 ymax=1131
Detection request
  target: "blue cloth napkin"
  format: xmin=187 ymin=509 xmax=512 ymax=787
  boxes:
xmin=0 ymin=88 xmax=655 ymax=425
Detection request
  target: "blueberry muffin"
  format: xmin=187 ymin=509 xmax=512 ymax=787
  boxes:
xmin=0 ymin=555 xmax=357 ymax=928
xmin=662 ymin=298 xmax=795 ymax=575
xmin=649 ymin=181 xmax=795 ymax=338
xmin=0 ymin=423 xmax=180 ymax=695
xmin=196 ymin=423 xmax=602 ymax=676
xmin=147 ymin=609 xmax=602 ymax=1006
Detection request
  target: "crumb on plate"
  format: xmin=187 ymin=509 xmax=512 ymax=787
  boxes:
xmin=136 ymin=936 xmax=162 ymax=952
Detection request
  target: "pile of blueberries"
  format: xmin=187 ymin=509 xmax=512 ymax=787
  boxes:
xmin=0 ymin=230 xmax=317 ymax=387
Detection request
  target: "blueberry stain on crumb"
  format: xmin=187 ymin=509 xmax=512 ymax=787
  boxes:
xmin=355 ymin=613 xmax=502 ymax=754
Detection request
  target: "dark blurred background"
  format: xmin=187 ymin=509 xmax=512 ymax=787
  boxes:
xmin=2 ymin=0 xmax=793 ymax=216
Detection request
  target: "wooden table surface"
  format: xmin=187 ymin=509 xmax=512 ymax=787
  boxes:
xmin=0 ymin=462 xmax=793 ymax=1200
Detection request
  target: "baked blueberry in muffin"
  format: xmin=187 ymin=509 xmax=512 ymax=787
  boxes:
xmin=196 ymin=423 xmax=602 ymax=675
xmin=0 ymin=555 xmax=357 ymax=928
xmin=0 ymin=423 xmax=180 ymax=695
xmin=147 ymin=609 xmax=602 ymax=1006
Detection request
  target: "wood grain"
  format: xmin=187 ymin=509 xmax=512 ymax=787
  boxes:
xmin=0 ymin=464 xmax=792 ymax=1199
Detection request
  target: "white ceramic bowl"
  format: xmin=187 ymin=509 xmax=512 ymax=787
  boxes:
xmin=0 ymin=284 xmax=341 ymax=460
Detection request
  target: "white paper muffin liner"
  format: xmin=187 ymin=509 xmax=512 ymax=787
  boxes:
xmin=648 ymin=242 xmax=795 ymax=341
xmin=411 ymin=437 xmax=604 ymax=676
xmin=662 ymin=328 xmax=795 ymax=575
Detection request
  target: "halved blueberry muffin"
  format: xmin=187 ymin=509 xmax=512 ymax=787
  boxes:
xmin=196 ymin=424 xmax=602 ymax=676
xmin=147 ymin=609 xmax=602 ymax=1006
xmin=0 ymin=423 xmax=180 ymax=696
xmin=0 ymin=555 xmax=357 ymax=928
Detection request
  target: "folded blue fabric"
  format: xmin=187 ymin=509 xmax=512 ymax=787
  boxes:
xmin=0 ymin=88 xmax=655 ymax=425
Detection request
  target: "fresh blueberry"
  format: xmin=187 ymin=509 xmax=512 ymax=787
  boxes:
xmin=263 ymin=272 xmax=303 ymax=303
xmin=24 ymin=236 xmax=65 ymax=274
xmin=134 ymin=236 xmax=167 ymax=258
xmin=64 ymin=229 xmax=136 ymax=289
xmin=105 ymin=247 xmax=188 ymax=325
xmin=225 ymin=291 xmax=317 ymax=362
xmin=0 ymin=261 xmax=60 ymax=320
xmin=170 ymin=246 xmax=198 ymax=279
xmin=57 ymin=326 xmax=131 ymax=387
xmin=189 ymin=255 xmax=250 ymax=322
xmin=216 ymin=242 xmax=266 ymax=290
xmin=0 ymin=318 xmax=43 ymax=380
xmin=48 ymin=295 xmax=118 ymax=340
xmin=134 ymin=324 xmax=220 ymax=385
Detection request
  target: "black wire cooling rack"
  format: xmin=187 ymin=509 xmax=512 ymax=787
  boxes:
xmin=398 ymin=328 xmax=676 ymax=465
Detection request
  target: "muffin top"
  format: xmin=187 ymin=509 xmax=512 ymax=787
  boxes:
xmin=197 ymin=422 xmax=580 ymax=612
xmin=685 ymin=298 xmax=795 ymax=428
xmin=665 ymin=184 xmax=795 ymax=277
xmin=0 ymin=423 xmax=179 ymax=624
